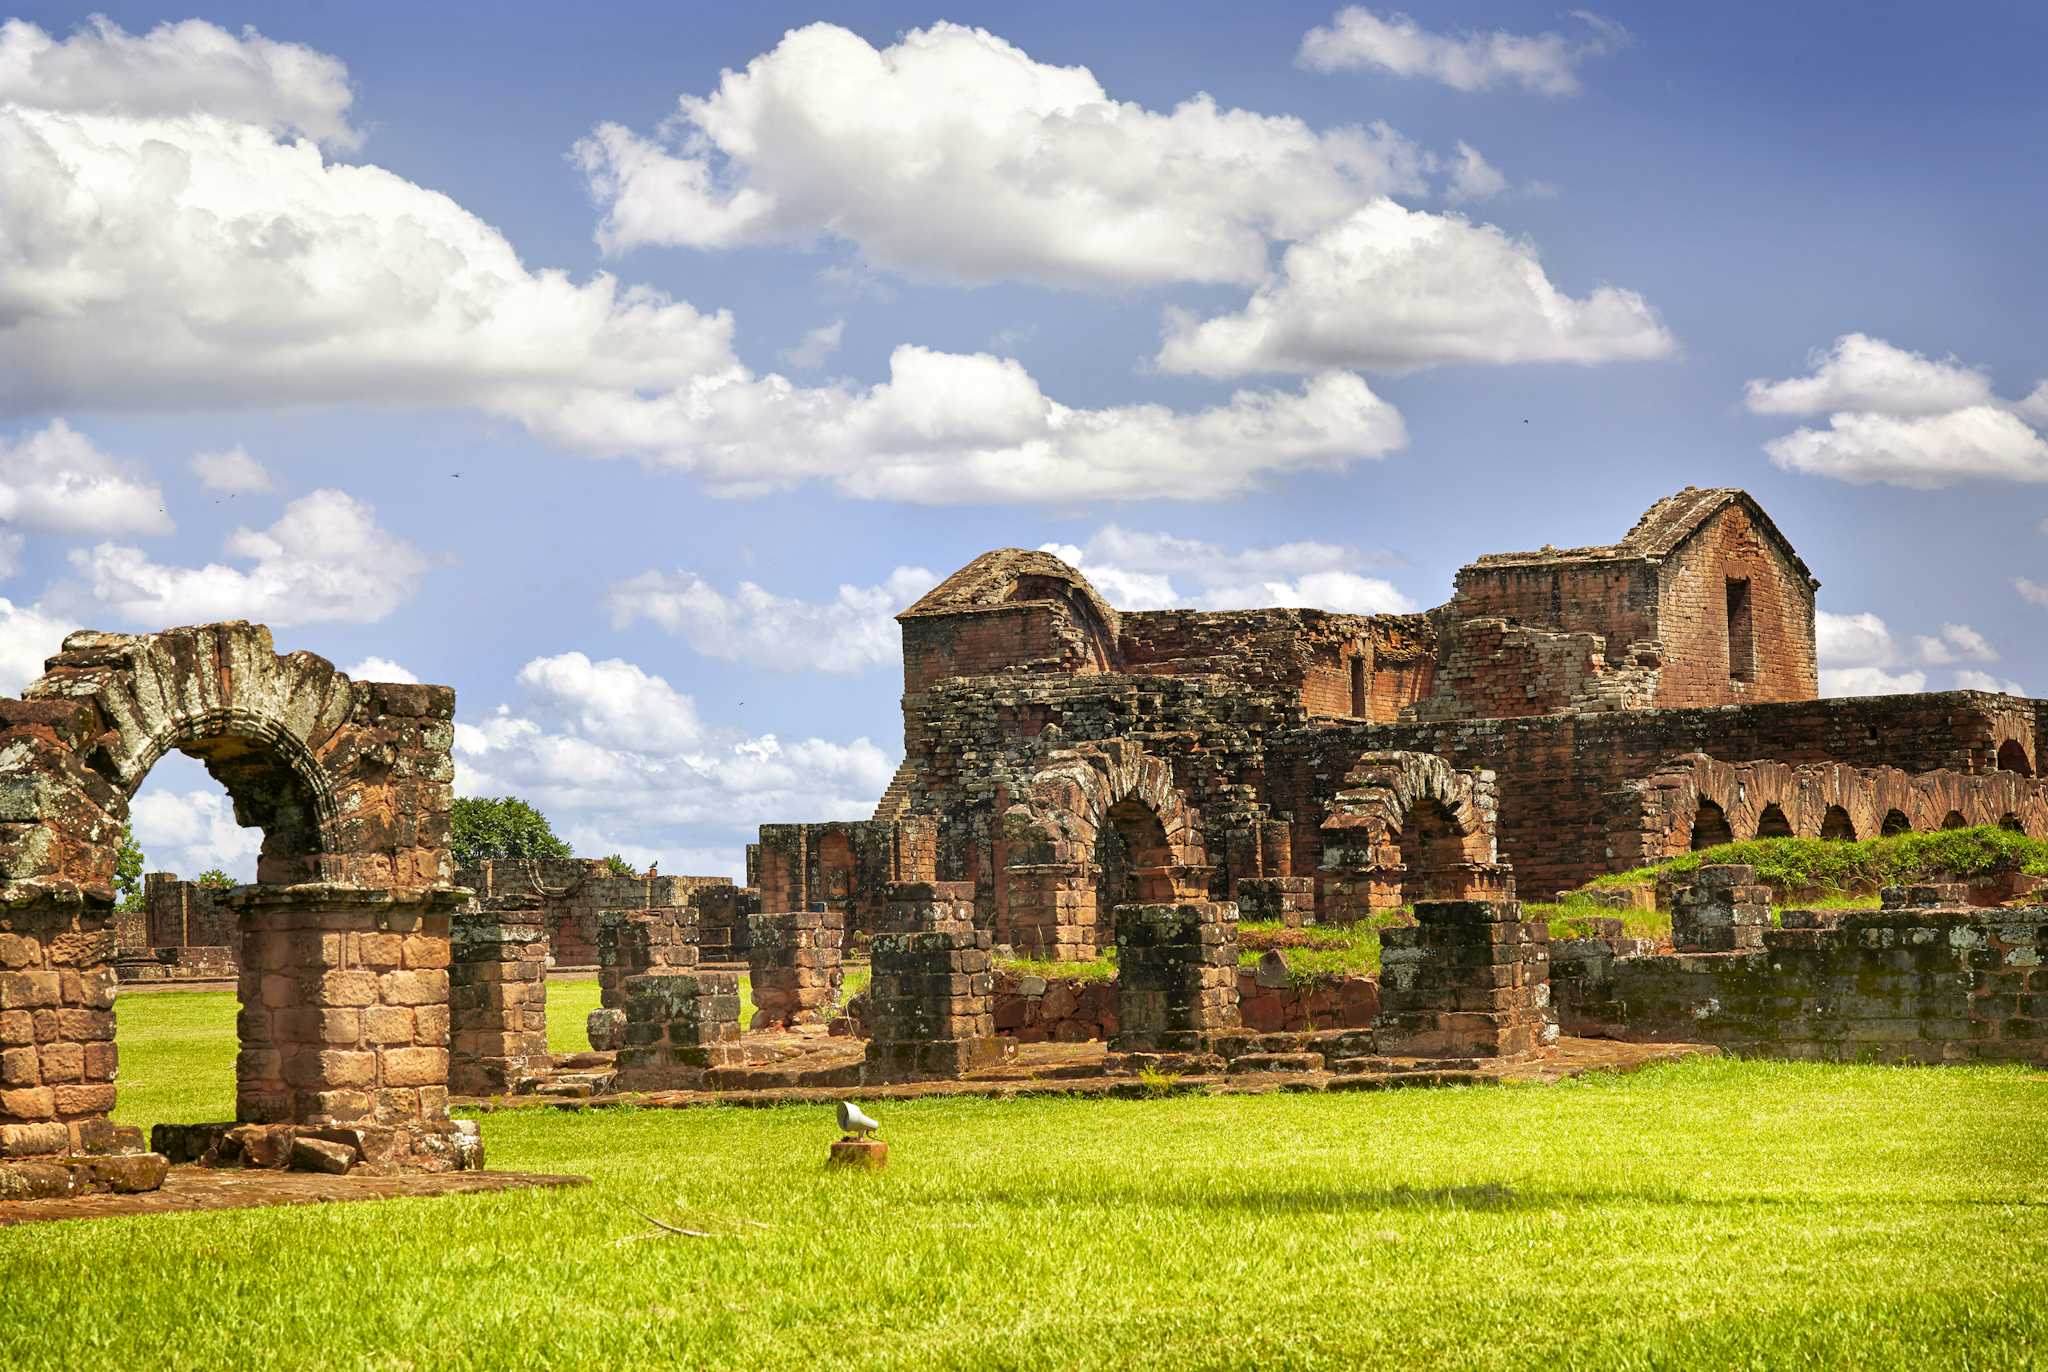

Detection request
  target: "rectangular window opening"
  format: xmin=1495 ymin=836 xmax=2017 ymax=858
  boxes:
xmin=1349 ymin=656 xmax=1368 ymax=718
xmin=1725 ymin=578 xmax=1754 ymax=683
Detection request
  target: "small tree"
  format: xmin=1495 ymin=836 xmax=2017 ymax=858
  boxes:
xmin=450 ymin=796 xmax=573 ymax=867
xmin=114 ymin=825 xmax=146 ymax=912
xmin=601 ymin=853 xmax=640 ymax=878
xmin=194 ymin=869 xmax=236 ymax=890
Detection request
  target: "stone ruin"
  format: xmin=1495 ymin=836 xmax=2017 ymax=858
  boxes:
xmin=0 ymin=623 xmax=476 ymax=1199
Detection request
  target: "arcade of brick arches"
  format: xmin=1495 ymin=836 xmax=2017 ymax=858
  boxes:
xmin=7 ymin=489 xmax=2044 ymax=1198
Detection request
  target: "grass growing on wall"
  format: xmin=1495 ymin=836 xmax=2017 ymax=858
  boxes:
xmin=1583 ymin=825 xmax=2048 ymax=898
xmin=39 ymin=992 xmax=2048 ymax=1372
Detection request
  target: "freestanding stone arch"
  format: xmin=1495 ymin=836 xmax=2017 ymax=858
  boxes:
xmin=996 ymin=740 xmax=1205 ymax=959
xmin=0 ymin=623 xmax=471 ymax=1184
xmin=1317 ymin=752 xmax=1508 ymax=922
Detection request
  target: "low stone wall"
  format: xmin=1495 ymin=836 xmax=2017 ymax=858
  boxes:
xmin=116 ymin=945 xmax=237 ymax=982
xmin=991 ymin=967 xmax=1378 ymax=1041
xmin=1553 ymin=885 xmax=2045 ymax=1062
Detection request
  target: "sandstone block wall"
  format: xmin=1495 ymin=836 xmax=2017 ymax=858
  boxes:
xmin=448 ymin=912 xmax=548 ymax=1096
xmin=596 ymin=908 xmax=698 ymax=1009
xmin=863 ymin=882 xmax=1002 ymax=1080
xmin=1672 ymin=864 xmax=1771 ymax=952
xmin=0 ymin=903 xmax=119 ymax=1154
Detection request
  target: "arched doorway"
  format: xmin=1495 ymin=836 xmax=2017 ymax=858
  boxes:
xmin=1094 ymin=795 xmax=1176 ymax=942
xmin=1999 ymin=813 xmax=2024 ymax=833
xmin=0 ymin=623 xmax=467 ymax=1175
xmin=1881 ymin=809 xmax=1911 ymax=836
xmin=1397 ymin=797 xmax=1470 ymax=904
xmin=1941 ymin=810 xmax=1969 ymax=830
xmin=1755 ymin=804 xmax=1794 ymax=839
xmin=1819 ymin=806 xmax=1857 ymax=841
xmin=1690 ymin=799 xmax=1733 ymax=850
xmin=1997 ymin=740 xmax=2033 ymax=777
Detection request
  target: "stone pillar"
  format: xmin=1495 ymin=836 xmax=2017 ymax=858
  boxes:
xmin=1001 ymin=863 xmax=1093 ymax=960
xmin=596 ymin=909 xmax=698 ymax=1008
xmin=230 ymin=884 xmax=460 ymax=1128
xmin=612 ymin=972 xmax=741 ymax=1091
xmin=448 ymin=910 xmax=549 ymax=1096
xmin=1111 ymin=900 xmax=1241 ymax=1052
xmin=746 ymin=909 xmax=843 ymax=1028
xmin=863 ymin=882 xmax=1007 ymax=1082
xmin=1375 ymin=899 xmax=1553 ymax=1059
xmin=1672 ymin=865 xmax=1771 ymax=952
xmin=0 ymin=897 xmax=127 ymax=1159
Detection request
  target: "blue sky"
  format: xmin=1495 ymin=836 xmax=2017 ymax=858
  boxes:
xmin=4 ymin=3 xmax=2046 ymax=880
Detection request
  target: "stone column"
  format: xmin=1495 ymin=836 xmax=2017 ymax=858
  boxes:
xmin=1111 ymin=900 xmax=1240 ymax=1052
xmin=596 ymin=909 xmax=698 ymax=1008
xmin=612 ymin=972 xmax=742 ymax=1090
xmin=746 ymin=909 xmax=843 ymax=1028
xmin=863 ymin=882 xmax=1006 ymax=1082
xmin=0 ymin=895 xmax=129 ymax=1160
xmin=1233 ymin=877 xmax=1315 ymax=927
xmin=448 ymin=910 xmax=549 ymax=1096
xmin=230 ymin=884 xmax=462 ymax=1128
xmin=1375 ymin=899 xmax=1553 ymax=1058
xmin=1672 ymin=865 xmax=1771 ymax=952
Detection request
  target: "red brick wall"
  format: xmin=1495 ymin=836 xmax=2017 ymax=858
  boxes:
xmin=1653 ymin=505 xmax=1817 ymax=707
xmin=1450 ymin=561 xmax=1661 ymax=663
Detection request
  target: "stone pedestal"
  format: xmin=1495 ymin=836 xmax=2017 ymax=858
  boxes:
xmin=828 ymin=1138 xmax=887 ymax=1170
xmin=747 ymin=909 xmax=842 ymax=1028
xmin=1672 ymin=865 xmax=1770 ymax=952
xmin=449 ymin=911 xmax=548 ymax=1095
xmin=1375 ymin=899 xmax=1553 ymax=1058
xmin=1111 ymin=900 xmax=1241 ymax=1052
xmin=613 ymin=972 xmax=741 ymax=1090
xmin=863 ymin=882 xmax=1008 ymax=1082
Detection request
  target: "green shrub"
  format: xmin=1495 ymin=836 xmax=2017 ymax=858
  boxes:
xmin=1583 ymin=825 xmax=2048 ymax=898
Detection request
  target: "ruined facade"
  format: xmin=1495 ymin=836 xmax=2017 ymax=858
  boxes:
xmin=760 ymin=487 xmax=2048 ymax=947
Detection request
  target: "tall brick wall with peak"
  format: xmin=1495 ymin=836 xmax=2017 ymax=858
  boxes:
xmin=1653 ymin=503 xmax=1817 ymax=707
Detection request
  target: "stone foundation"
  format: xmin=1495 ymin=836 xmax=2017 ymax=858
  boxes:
xmin=863 ymin=882 xmax=1008 ymax=1081
xmin=1375 ymin=899 xmax=1554 ymax=1058
xmin=448 ymin=911 xmax=549 ymax=1096
xmin=612 ymin=973 xmax=742 ymax=1091
xmin=1233 ymin=876 xmax=1315 ymax=926
xmin=152 ymin=1118 xmax=482 ymax=1175
xmin=1111 ymin=900 xmax=1241 ymax=1052
xmin=747 ymin=909 xmax=843 ymax=1028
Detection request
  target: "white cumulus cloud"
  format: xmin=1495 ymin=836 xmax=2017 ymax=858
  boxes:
xmin=346 ymin=655 xmax=418 ymax=684
xmin=64 ymin=489 xmax=427 ymax=626
xmin=0 ymin=16 xmax=359 ymax=148
xmin=515 ymin=652 xmax=704 ymax=753
xmin=0 ymin=420 xmax=169 ymax=537
xmin=1816 ymin=608 xmax=2012 ymax=697
xmin=1749 ymin=335 xmax=2048 ymax=488
xmin=1297 ymin=8 xmax=1630 ymax=96
xmin=607 ymin=565 xmax=938 ymax=672
xmin=1039 ymin=526 xmax=1413 ymax=614
xmin=190 ymin=445 xmax=275 ymax=493
xmin=575 ymin=20 xmax=1429 ymax=288
xmin=1155 ymin=199 xmax=1673 ymax=376
xmin=780 ymin=320 xmax=844 ymax=371
xmin=0 ymin=596 xmax=74 ymax=694
xmin=128 ymin=786 xmax=263 ymax=882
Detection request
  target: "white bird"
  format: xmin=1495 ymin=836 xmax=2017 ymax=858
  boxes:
xmin=837 ymin=1100 xmax=880 ymax=1140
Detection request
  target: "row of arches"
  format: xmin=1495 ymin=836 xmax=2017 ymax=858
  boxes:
xmin=1617 ymin=753 xmax=2048 ymax=865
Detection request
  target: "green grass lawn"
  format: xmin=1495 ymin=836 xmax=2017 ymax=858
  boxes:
xmin=36 ymin=989 xmax=2046 ymax=1370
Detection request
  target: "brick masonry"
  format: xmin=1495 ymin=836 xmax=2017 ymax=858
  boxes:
xmin=612 ymin=972 xmax=742 ymax=1091
xmin=448 ymin=911 xmax=548 ymax=1096
xmin=747 ymin=909 xmax=843 ymax=1028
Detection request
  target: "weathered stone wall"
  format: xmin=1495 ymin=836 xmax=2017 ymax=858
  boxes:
xmin=1406 ymin=619 xmax=1661 ymax=722
xmin=752 ymin=818 xmax=935 ymax=939
xmin=142 ymin=872 xmax=234 ymax=950
xmin=1653 ymin=501 xmax=1818 ymax=708
xmin=458 ymin=859 xmax=741 ymax=968
xmin=1554 ymin=886 xmax=2045 ymax=1062
xmin=0 ymin=903 xmax=119 ymax=1154
xmin=448 ymin=911 xmax=548 ymax=1096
